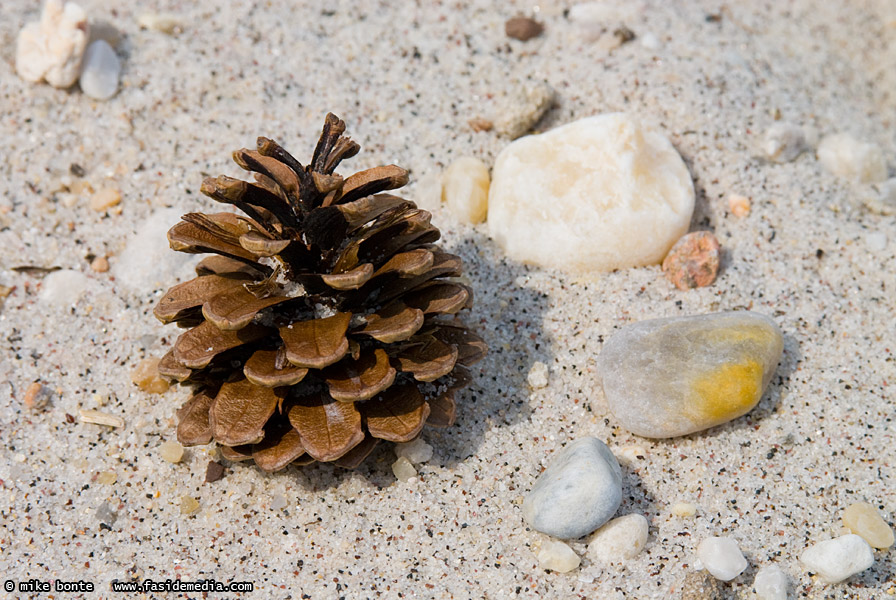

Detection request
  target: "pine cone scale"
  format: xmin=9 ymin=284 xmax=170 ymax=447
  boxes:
xmin=280 ymin=312 xmax=351 ymax=369
xmin=287 ymin=393 xmax=365 ymax=461
xmin=324 ymin=348 xmax=397 ymax=402
xmin=243 ymin=350 xmax=308 ymax=387
xmin=363 ymin=384 xmax=430 ymax=442
xmin=208 ymin=378 xmax=282 ymax=446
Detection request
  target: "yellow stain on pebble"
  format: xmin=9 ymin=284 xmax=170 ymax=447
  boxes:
xmin=689 ymin=360 xmax=763 ymax=423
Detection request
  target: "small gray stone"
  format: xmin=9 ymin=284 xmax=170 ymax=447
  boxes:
xmin=598 ymin=311 xmax=783 ymax=438
xmin=675 ymin=570 xmax=727 ymax=600
xmin=522 ymin=437 xmax=622 ymax=539
xmin=95 ymin=501 xmax=117 ymax=526
xmin=79 ymin=40 xmax=121 ymax=100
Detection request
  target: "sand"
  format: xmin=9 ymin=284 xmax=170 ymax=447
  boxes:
xmin=1 ymin=1 xmax=895 ymax=598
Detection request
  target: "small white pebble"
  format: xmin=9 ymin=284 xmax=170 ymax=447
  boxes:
xmin=587 ymin=513 xmax=649 ymax=563
xmin=394 ymin=438 xmax=433 ymax=464
xmin=137 ymin=12 xmax=181 ymax=34
xmin=159 ymin=440 xmax=184 ymax=464
xmin=817 ymin=133 xmax=887 ymax=184
xmin=79 ymin=39 xmax=121 ymax=100
xmin=762 ymin=122 xmax=807 ymax=163
xmin=615 ymin=445 xmax=647 ymax=464
xmin=14 ymin=453 xmax=26 ymax=463
xmin=527 ymin=361 xmax=549 ymax=389
xmin=863 ymin=178 xmax=896 ymax=215
xmin=670 ymin=502 xmax=697 ymax=517
xmin=537 ymin=540 xmax=580 ymax=573
xmin=864 ymin=232 xmax=887 ymax=252
xmin=753 ymin=565 xmax=789 ymax=600
xmin=39 ymin=269 xmax=89 ymax=306
xmin=440 ymin=157 xmax=490 ymax=223
xmin=391 ymin=456 xmax=417 ymax=481
xmin=640 ymin=31 xmax=661 ymax=50
xmin=800 ymin=534 xmax=874 ymax=583
xmin=696 ymin=536 xmax=748 ymax=581
xmin=270 ymin=495 xmax=288 ymax=510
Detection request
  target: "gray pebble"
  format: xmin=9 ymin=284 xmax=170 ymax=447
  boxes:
xmin=95 ymin=501 xmax=117 ymax=526
xmin=79 ymin=40 xmax=121 ymax=100
xmin=522 ymin=437 xmax=621 ymax=539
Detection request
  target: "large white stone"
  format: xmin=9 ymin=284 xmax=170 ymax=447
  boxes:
xmin=487 ymin=113 xmax=694 ymax=273
xmin=800 ymin=534 xmax=874 ymax=583
xmin=15 ymin=0 xmax=89 ymax=88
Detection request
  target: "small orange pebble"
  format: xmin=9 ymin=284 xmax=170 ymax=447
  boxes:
xmin=90 ymin=256 xmax=110 ymax=272
xmin=728 ymin=194 xmax=751 ymax=217
xmin=662 ymin=231 xmax=721 ymax=290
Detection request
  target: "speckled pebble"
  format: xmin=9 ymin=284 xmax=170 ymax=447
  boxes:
xmin=842 ymin=502 xmax=894 ymax=548
xmin=817 ymin=133 xmax=887 ymax=183
xmin=800 ymin=534 xmax=874 ymax=583
xmin=761 ymin=122 xmax=807 ymax=163
xmin=522 ymin=437 xmax=622 ymax=539
xmin=79 ymin=39 xmax=121 ymax=100
xmin=696 ymin=537 xmax=747 ymax=581
xmin=527 ymin=361 xmax=549 ymax=389
xmin=753 ymin=565 xmax=788 ymax=600
xmin=392 ymin=456 xmax=417 ymax=481
xmin=23 ymin=381 xmax=53 ymax=411
xmin=675 ymin=570 xmax=727 ymax=599
xmin=598 ymin=311 xmax=784 ymax=438
xmin=662 ymin=231 xmax=721 ymax=290
xmin=494 ymin=81 xmax=555 ymax=139
xmin=394 ymin=438 xmax=434 ymax=464
xmin=587 ymin=513 xmax=649 ymax=563
xmin=537 ymin=540 xmax=580 ymax=573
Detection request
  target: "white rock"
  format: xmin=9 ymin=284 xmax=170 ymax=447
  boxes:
xmin=137 ymin=12 xmax=181 ymax=34
xmin=568 ymin=2 xmax=638 ymax=41
xmin=696 ymin=537 xmax=748 ymax=581
xmin=587 ymin=513 xmax=649 ymax=563
xmin=800 ymin=534 xmax=874 ymax=583
xmin=817 ymin=133 xmax=887 ymax=183
xmin=113 ymin=209 xmax=200 ymax=292
xmin=15 ymin=0 xmax=89 ymax=88
xmin=270 ymin=494 xmax=288 ymax=510
xmin=670 ymin=502 xmax=697 ymax=517
xmin=865 ymin=232 xmax=887 ymax=251
xmin=394 ymin=438 xmax=433 ymax=464
xmin=487 ymin=113 xmax=694 ymax=273
xmin=527 ymin=361 xmax=549 ymax=389
xmin=753 ymin=565 xmax=788 ymax=600
xmin=79 ymin=40 xmax=121 ymax=100
xmin=39 ymin=269 xmax=89 ymax=306
xmin=522 ymin=437 xmax=622 ymax=539
xmin=640 ymin=32 xmax=661 ymax=50
xmin=537 ymin=540 xmax=580 ymax=573
xmin=761 ymin=122 xmax=807 ymax=163
xmin=441 ymin=157 xmax=489 ymax=223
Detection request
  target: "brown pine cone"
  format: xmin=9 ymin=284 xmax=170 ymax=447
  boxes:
xmin=154 ymin=113 xmax=486 ymax=471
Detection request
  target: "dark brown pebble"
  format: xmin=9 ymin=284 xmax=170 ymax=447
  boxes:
xmin=205 ymin=460 xmax=226 ymax=483
xmin=505 ymin=16 xmax=543 ymax=41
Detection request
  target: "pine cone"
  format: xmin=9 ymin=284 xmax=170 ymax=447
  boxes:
xmin=154 ymin=114 xmax=486 ymax=471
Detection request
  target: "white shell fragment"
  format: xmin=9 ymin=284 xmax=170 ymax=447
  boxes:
xmin=79 ymin=39 xmax=121 ymax=100
xmin=817 ymin=133 xmax=887 ymax=183
xmin=79 ymin=409 xmax=125 ymax=428
xmin=441 ymin=157 xmax=490 ymax=223
xmin=487 ymin=113 xmax=694 ymax=273
xmin=696 ymin=537 xmax=748 ymax=581
xmin=15 ymin=0 xmax=89 ymax=88
xmin=800 ymin=534 xmax=874 ymax=583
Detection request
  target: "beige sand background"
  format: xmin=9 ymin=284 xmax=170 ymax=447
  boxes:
xmin=1 ymin=1 xmax=895 ymax=598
